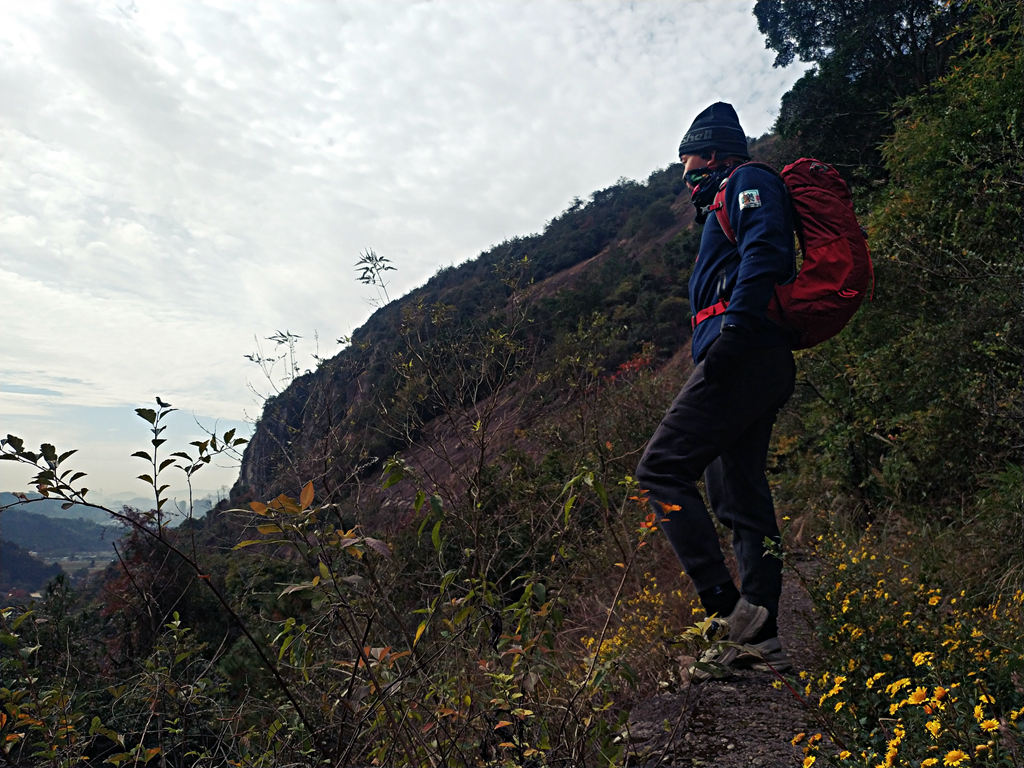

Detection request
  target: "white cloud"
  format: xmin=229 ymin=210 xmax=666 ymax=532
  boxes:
xmin=0 ymin=0 xmax=809 ymax=493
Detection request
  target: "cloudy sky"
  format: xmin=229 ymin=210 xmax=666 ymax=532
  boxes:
xmin=0 ymin=0 xmax=809 ymax=502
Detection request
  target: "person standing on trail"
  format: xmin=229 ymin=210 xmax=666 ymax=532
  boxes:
xmin=635 ymin=102 xmax=796 ymax=681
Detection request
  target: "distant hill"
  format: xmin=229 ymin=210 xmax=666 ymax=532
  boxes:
xmin=0 ymin=492 xmax=114 ymax=526
xmin=0 ymin=491 xmax=215 ymax=527
xmin=0 ymin=506 xmax=119 ymax=558
xmin=0 ymin=540 xmax=63 ymax=595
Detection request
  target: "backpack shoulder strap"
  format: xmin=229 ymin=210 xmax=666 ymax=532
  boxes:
xmin=710 ymin=162 xmax=779 ymax=244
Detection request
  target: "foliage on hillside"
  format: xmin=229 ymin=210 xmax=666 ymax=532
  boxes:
xmin=0 ymin=541 xmax=63 ymax=595
xmin=1 ymin=1 xmax=1021 ymax=765
xmin=0 ymin=507 xmax=114 ymax=557
xmin=776 ymin=1 xmax=1024 ymax=764
xmin=756 ymin=0 xmax=970 ymax=173
xmin=232 ymin=164 xmax=692 ymax=503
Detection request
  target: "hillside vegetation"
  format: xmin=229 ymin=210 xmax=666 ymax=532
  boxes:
xmin=0 ymin=1 xmax=1020 ymax=766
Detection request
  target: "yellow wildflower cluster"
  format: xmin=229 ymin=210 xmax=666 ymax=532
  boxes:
xmin=579 ymin=573 xmax=693 ymax=673
xmin=798 ymin=527 xmax=1024 ymax=766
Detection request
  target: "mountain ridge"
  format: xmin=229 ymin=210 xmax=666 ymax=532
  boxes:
xmin=228 ymin=162 xmax=701 ymax=510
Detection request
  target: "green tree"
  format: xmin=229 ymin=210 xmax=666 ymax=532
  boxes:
xmin=785 ymin=0 xmax=1023 ymax=515
xmin=755 ymin=0 xmax=970 ymax=171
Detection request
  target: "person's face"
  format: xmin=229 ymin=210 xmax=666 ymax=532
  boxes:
xmin=680 ymin=152 xmax=719 ymax=190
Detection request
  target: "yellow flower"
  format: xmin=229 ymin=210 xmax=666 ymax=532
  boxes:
xmin=928 ymin=595 xmax=941 ymax=606
xmin=979 ymin=718 xmax=999 ymax=732
xmin=907 ymin=686 xmax=929 ymax=705
xmin=943 ymin=750 xmax=968 ymax=766
xmin=932 ymin=686 xmax=947 ymax=701
xmin=803 ymin=757 xmax=816 ymax=768
xmin=819 ymin=676 xmax=846 ymax=705
xmin=925 ymin=720 xmax=942 ymax=738
xmin=792 ymin=733 xmax=806 ymax=745
xmin=886 ymin=678 xmax=912 ymax=697
xmin=838 ymin=750 xmax=851 ymax=760
xmin=921 ymin=759 xmax=939 ymax=767
xmin=866 ymin=672 xmax=886 ymax=689
xmin=974 ymin=704 xmax=985 ymax=722
xmin=913 ymin=651 xmax=935 ymax=666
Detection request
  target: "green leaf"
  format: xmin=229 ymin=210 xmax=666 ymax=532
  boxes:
xmin=135 ymin=408 xmax=157 ymax=424
xmin=158 ymin=458 xmax=175 ymax=472
xmin=40 ymin=443 xmax=58 ymax=463
xmin=431 ymin=520 xmax=442 ymax=552
xmin=19 ymin=643 xmax=42 ymax=658
xmin=563 ymin=494 xmax=576 ymax=526
xmin=382 ymin=460 xmax=404 ymax=488
xmin=137 ymin=474 xmax=154 ymax=485
xmin=132 ymin=451 xmax=152 ymax=461
xmin=232 ymin=540 xmax=263 ymax=550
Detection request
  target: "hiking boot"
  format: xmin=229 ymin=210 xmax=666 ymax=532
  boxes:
xmin=687 ymin=597 xmax=768 ymax=683
xmin=735 ymin=636 xmax=793 ymax=673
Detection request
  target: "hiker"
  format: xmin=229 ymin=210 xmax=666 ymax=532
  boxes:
xmin=636 ymin=101 xmax=796 ymax=680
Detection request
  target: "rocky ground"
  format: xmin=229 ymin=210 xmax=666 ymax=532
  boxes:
xmin=623 ymin=558 xmax=826 ymax=767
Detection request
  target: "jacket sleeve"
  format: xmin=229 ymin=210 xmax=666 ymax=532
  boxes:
xmin=721 ymin=165 xmax=795 ymax=330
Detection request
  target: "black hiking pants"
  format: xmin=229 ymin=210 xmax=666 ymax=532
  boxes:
xmin=635 ymin=345 xmax=795 ymax=617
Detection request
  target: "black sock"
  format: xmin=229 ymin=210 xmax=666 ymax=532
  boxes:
xmin=698 ymin=582 xmax=740 ymax=618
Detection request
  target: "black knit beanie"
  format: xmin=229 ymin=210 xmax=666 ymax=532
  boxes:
xmin=677 ymin=102 xmax=750 ymax=159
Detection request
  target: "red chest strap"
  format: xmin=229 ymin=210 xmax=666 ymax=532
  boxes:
xmin=690 ymin=299 xmax=729 ymax=330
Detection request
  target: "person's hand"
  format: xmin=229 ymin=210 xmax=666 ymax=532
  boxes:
xmin=703 ymin=325 xmax=749 ymax=383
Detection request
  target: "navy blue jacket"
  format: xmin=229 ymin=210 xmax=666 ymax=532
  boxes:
xmin=689 ymin=164 xmax=796 ymax=362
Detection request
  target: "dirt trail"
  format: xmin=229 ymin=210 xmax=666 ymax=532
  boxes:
xmin=624 ymin=558 xmax=824 ymax=767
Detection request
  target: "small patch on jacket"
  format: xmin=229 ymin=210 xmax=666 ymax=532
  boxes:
xmin=738 ymin=189 xmax=761 ymax=209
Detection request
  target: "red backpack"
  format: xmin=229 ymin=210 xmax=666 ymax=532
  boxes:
xmin=712 ymin=158 xmax=874 ymax=350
